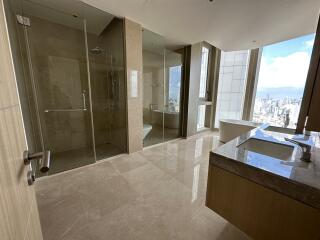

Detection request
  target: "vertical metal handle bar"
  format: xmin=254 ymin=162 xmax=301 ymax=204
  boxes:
xmin=82 ymin=90 xmax=87 ymax=111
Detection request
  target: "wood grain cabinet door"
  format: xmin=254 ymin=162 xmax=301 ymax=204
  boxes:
xmin=0 ymin=1 xmax=43 ymax=239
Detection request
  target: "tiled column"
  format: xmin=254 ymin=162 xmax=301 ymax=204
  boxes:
xmin=124 ymin=18 xmax=143 ymax=153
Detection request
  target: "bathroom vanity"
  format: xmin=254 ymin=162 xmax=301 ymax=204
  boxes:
xmin=206 ymin=126 xmax=320 ymax=240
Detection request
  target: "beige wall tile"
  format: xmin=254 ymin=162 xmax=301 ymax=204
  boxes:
xmin=124 ymin=18 xmax=143 ymax=153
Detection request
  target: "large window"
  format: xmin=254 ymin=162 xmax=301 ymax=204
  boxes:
xmin=214 ymin=50 xmax=250 ymax=127
xmin=199 ymin=46 xmax=209 ymax=98
xmin=197 ymin=46 xmax=211 ymax=131
xmin=197 ymin=105 xmax=206 ymax=130
xmin=253 ymin=34 xmax=315 ymax=128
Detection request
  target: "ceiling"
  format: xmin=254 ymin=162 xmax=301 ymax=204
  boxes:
xmin=22 ymin=0 xmax=114 ymax=35
xmin=82 ymin=0 xmax=320 ymax=51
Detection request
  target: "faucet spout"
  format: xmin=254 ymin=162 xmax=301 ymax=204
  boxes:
xmin=284 ymin=137 xmax=311 ymax=162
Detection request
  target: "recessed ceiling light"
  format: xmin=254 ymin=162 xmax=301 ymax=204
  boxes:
xmin=252 ymin=40 xmax=257 ymax=43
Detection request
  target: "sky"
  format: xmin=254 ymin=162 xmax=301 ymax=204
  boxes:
xmin=257 ymin=33 xmax=315 ymax=90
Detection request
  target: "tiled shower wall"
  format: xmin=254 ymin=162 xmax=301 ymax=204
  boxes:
xmin=26 ymin=16 xmax=92 ymax=153
xmin=88 ymin=18 xmax=127 ymax=153
xmin=13 ymin=13 xmax=127 ymax=155
xmin=125 ymin=18 xmax=143 ymax=153
xmin=214 ymin=50 xmax=250 ymax=127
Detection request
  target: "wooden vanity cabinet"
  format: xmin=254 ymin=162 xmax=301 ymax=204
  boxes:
xmin=206 ymin=164 xmax=320 ymax=240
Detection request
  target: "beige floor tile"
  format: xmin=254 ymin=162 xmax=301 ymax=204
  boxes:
xmin=36 ymin=131 xmax=250 ymax=240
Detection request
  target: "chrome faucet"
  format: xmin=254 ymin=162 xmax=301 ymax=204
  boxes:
xmin=284 ymin=138 xmax=311 ymax=162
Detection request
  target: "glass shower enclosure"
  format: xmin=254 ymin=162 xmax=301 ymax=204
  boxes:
xmin=6 ymin=0 xmax=127 ymax=174
xmin=142 ymin=30 xmax=183 ymax=147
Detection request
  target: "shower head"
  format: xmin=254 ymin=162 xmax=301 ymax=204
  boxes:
xmin=90 ymin=47 xmax=104 ymax=55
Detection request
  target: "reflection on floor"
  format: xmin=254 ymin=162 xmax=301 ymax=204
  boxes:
xmin=143 ymin=125 xmax=179 ymax=147
xmin=95 ymin=143 xmax=123 ymax=161
xmin=46 ymin=143 xmax=123 ymax=175
xmin=36 ymin=131 xmax=250 ymax=240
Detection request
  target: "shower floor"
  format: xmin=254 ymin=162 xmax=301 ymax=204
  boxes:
xmin=143 ymin=125 xmax=180 ymax=147
xmin=45 ymin=143 xmax=123 ymax=175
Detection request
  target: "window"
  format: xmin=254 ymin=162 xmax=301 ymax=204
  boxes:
xmin=199 ymin=46 xmax=209 ymax=98
xmin=197 ymin=105 xmax=206 ymax=130
xmin=253 ymin=34 xmax=315 ymax=128
xmin=214 ymin=50 xmax=250 ymax=127
xmin=168 ymin=65 xmax=182 ymax=112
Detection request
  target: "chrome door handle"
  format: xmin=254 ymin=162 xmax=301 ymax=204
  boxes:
xmin=23 ymin=150 xmax=51 ymax=185
xmin=82 ymin=90 xmax=87 ymax=111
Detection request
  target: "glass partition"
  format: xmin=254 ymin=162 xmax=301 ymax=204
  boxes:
xmin=164 ymin=49 xmax=183 ymax=141
xmin=142 ymin=30 xmax=165 ymax=147
xmin=142 ymin=30 xmax=183 ymax=147
xmin=85 ymin=9 xmax=127 ymax=160
xmin=21 ymin=0 xmax=95 ymax=174
xmin=4 ymin=0 xmax=128 ymax=175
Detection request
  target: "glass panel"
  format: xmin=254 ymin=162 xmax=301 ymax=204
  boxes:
xmin=253 ymin=34 xmax=315 ymax=128
xmin=214 ymin=50 xmax=250 ymax=128
xmin=199 ymin=46 xmax=209 ymax=98
xmin=3 ymin=0 xmax=42 ymax=153
xmin=142 ymin=30 xmax=165 ymax=147
xmin=197 ymin=105 xmax=206 ymax=130
xmin=21 ymin=0 xmax=95 ymax=174
xmin=164 ymin=49 xmax=183 ymax=141
xmin=84 ymin=5 xmax=127 ymax=160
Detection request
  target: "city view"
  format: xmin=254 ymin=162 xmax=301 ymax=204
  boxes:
xmin=253 ymin=88 xmax=303 ymax=128
xmin=253 ymin=34 xmax=315 ymax=128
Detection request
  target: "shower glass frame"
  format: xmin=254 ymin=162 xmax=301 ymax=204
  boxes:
xmin=16 ymin=0 xmax=127 ymax=175
xmin=142 ymin=30 xmax=183 ymax=147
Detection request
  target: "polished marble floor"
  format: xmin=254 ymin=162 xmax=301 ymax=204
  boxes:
xmin=143 ymin=125 xmax=180 ymax=147
xmin=35 ymin=131 xmax=250 ymax=240
xmin=41 ymin=143 xmax=123 ymax=175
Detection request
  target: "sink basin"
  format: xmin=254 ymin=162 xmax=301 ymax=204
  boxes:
xmin=238 ymin=138 xmax=294 ymax=161
xmin=264 ymin=126 xmax=296 ymax=135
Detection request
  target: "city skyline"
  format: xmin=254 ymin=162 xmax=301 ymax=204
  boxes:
xmin=253 ymin=33 xmax=315 ymax=128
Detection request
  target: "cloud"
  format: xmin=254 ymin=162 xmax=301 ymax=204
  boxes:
xmin=305 ymin=39 xmax=315 ymax=48
xmin=258 ymin=51 xmax=310 ymax=89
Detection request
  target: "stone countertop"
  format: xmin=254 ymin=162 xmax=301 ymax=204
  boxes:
xmin=210 ymin=125 xmax=320 ymax=210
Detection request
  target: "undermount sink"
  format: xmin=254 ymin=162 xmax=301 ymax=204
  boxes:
xmin=264 ymin=126 xmax=296 ymax=135
xmin=238 ymin=138 xmax=294 ymax=161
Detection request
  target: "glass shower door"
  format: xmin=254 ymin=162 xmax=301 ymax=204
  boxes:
xmin=142 ymin=30 xmax=166 ymax=147
xmin=84 ymin=6 xmax=127 ymax=160
xmin=21 ymin=0 xmax=95 ymax=174
xmin=164 ymin=49 xmax=183 ymax=141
